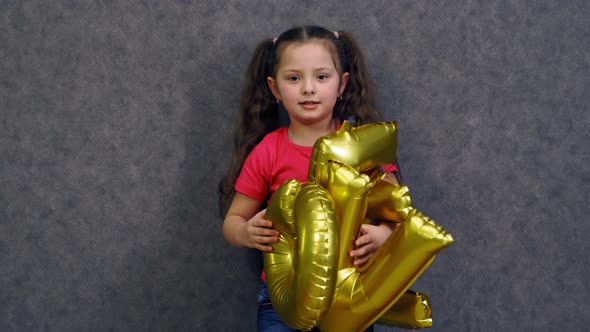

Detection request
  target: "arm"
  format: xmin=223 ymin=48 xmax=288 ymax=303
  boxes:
xmin=349 ymin=172 xmax=400 ymax=266
xmin=222 ymin=192 xmax=279 ymax=252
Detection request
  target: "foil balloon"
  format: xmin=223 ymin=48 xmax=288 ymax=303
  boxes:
xmin=324 ymin=160 xmax=384 ymax=270
xmin=317 ymin=208 xmax=453 ymax=332
xmin=366 ymin=180 xmax=413 ymax=222
xmin=263 ymin=121 xmax=454 ymax=331
xmin=377 ymin=290 xmax=433 ymax=329
xmin=308 ymin=120 xmax=399 ymax=187
xmin=264 ymin=180 xmax=339 ymax=330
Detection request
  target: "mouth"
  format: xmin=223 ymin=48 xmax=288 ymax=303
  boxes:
xmin=299 ymin=101 xmax=320 ymax=105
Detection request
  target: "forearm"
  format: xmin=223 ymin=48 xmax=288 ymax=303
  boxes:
xmin=223 ymin=215 xmax=249 ymax=248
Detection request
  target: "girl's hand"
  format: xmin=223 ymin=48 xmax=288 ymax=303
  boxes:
xmin=244 ymin=209 xmax=280 ymax=252
xmin=349 ymin=222 xmax=398 ymax=267
xmin=223 ymin=193 xmax=280 ymax=251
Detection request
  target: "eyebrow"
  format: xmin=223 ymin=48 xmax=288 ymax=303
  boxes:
xmin=281 ymin=67 xmax=336 ymax=73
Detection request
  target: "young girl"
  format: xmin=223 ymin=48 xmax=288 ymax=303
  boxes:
xmin=218 ymin=26 xmax=400 ymax=331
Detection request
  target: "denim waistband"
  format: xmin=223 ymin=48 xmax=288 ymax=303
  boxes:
xmin=257 ymin=280 xmax=271 ymax=305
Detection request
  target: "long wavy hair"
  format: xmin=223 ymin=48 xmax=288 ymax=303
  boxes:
xmin=218 ymin=26 xmax=384 ymax=216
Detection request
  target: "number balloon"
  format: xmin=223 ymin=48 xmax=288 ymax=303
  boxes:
xmin=263 ymin=121 xmax=454 ymax=331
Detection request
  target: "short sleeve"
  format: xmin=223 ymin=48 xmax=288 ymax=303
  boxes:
xmin=235 ymin=143 xmax=272 ymax=201
xmin=381 ymin=161 xmax=399 ymax=174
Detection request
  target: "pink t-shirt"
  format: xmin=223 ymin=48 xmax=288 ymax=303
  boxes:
xmin=235 ymin=126 xmax=399 ymax=201
xmin=235 ymin=125 xmax=398 ymax=282
xmin=235 ymin=127 xmax=311 ymax=201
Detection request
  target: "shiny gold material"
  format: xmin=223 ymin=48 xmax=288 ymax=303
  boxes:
xmin=377 ymin=290 xmax=433 ymax=329
xmin=263 ymin=121 xmax=454 ymax=331
xmin=317 ymin=208 xmax=453 ymax=332
xmin=367 ymin=180 xmax=413 ymax=222
xmin=264 ymin=180 xmax=339 ymax=330
xmin=324 ymin=161 xmax=384 ymax=270
xmin=308 ymin=121 xmax=398 ymax=187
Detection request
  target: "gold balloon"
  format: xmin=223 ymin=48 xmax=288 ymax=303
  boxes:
xmin=377 ymin=290 xmax=433 ymax=329
xmin=263 ymin=121 xmax=454 ymax=331
xmin=324 ymin=160 xmax=384 ymax=270
xmin=317 ymin=208 xmax=453 ymax=332
xmin=367 ymin=180 xmax=413 ymax=222
xmin=264 ymin=180 xmax=339 ymax=330
xmin=308 ymin=121 xmax=399 ymax=187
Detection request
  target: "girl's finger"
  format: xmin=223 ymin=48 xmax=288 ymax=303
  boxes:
xmin=356 ymin=234 xmax=371 ymax=247
xmin=256 ymin=243 xmax=274 ymax=252
xmin=355 ymin=237 xmax=364 ymax=247
xmin=255 ymin=209 xmax=267 ymax=217
xmin=252 ymin=218 xmax=272 ymax=228
xmin=359 ymin=223 xmax=373 ymax=234
xmin=354 ymin=253 xmax=373 ymax=266
xmin=252 ymin=227 xmax=279 ymax=237
xmin=350 ymin=246 xmax=366 ymax=258
xmin=255 ymin=235 xmax=279 ymax=244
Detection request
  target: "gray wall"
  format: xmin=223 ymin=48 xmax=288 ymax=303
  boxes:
xmin=1 ymin=1 xmax=588 ymax=331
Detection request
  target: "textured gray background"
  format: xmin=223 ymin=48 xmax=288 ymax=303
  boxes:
xmin=1 ymin=1 xmax=588 ymax=331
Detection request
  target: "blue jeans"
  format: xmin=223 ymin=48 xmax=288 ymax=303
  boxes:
xmin=257 ymin=282 xmax=374 ymax=332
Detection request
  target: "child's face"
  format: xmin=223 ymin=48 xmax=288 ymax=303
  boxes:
xmin=267 ymin=41 xmax=349 ymax=127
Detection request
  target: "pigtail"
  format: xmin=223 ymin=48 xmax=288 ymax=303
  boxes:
xmin=336 ymin=31 xmax=382 ymax=125
xmin=218 ymin=38 xmax=278 ymax=216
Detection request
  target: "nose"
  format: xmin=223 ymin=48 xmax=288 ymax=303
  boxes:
xmin=302 ymin=78 xmax=316 ymax=95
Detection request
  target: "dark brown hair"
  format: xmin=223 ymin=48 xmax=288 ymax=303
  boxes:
xmin=217 ymin=26 xmax=383 ymax=216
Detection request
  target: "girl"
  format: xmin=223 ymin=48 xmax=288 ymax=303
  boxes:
xmin=218 ymin=26 xmax=400 ymax=331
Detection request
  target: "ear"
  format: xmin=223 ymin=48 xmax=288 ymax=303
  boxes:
xmin=339 ymin=72 xmax=350 ymax=96
xmin=267 ymin=76 xmax=281 ymax=101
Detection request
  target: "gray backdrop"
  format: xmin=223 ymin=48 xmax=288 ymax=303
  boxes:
xmin=1 ymin=1 xmax=588 ymax=331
